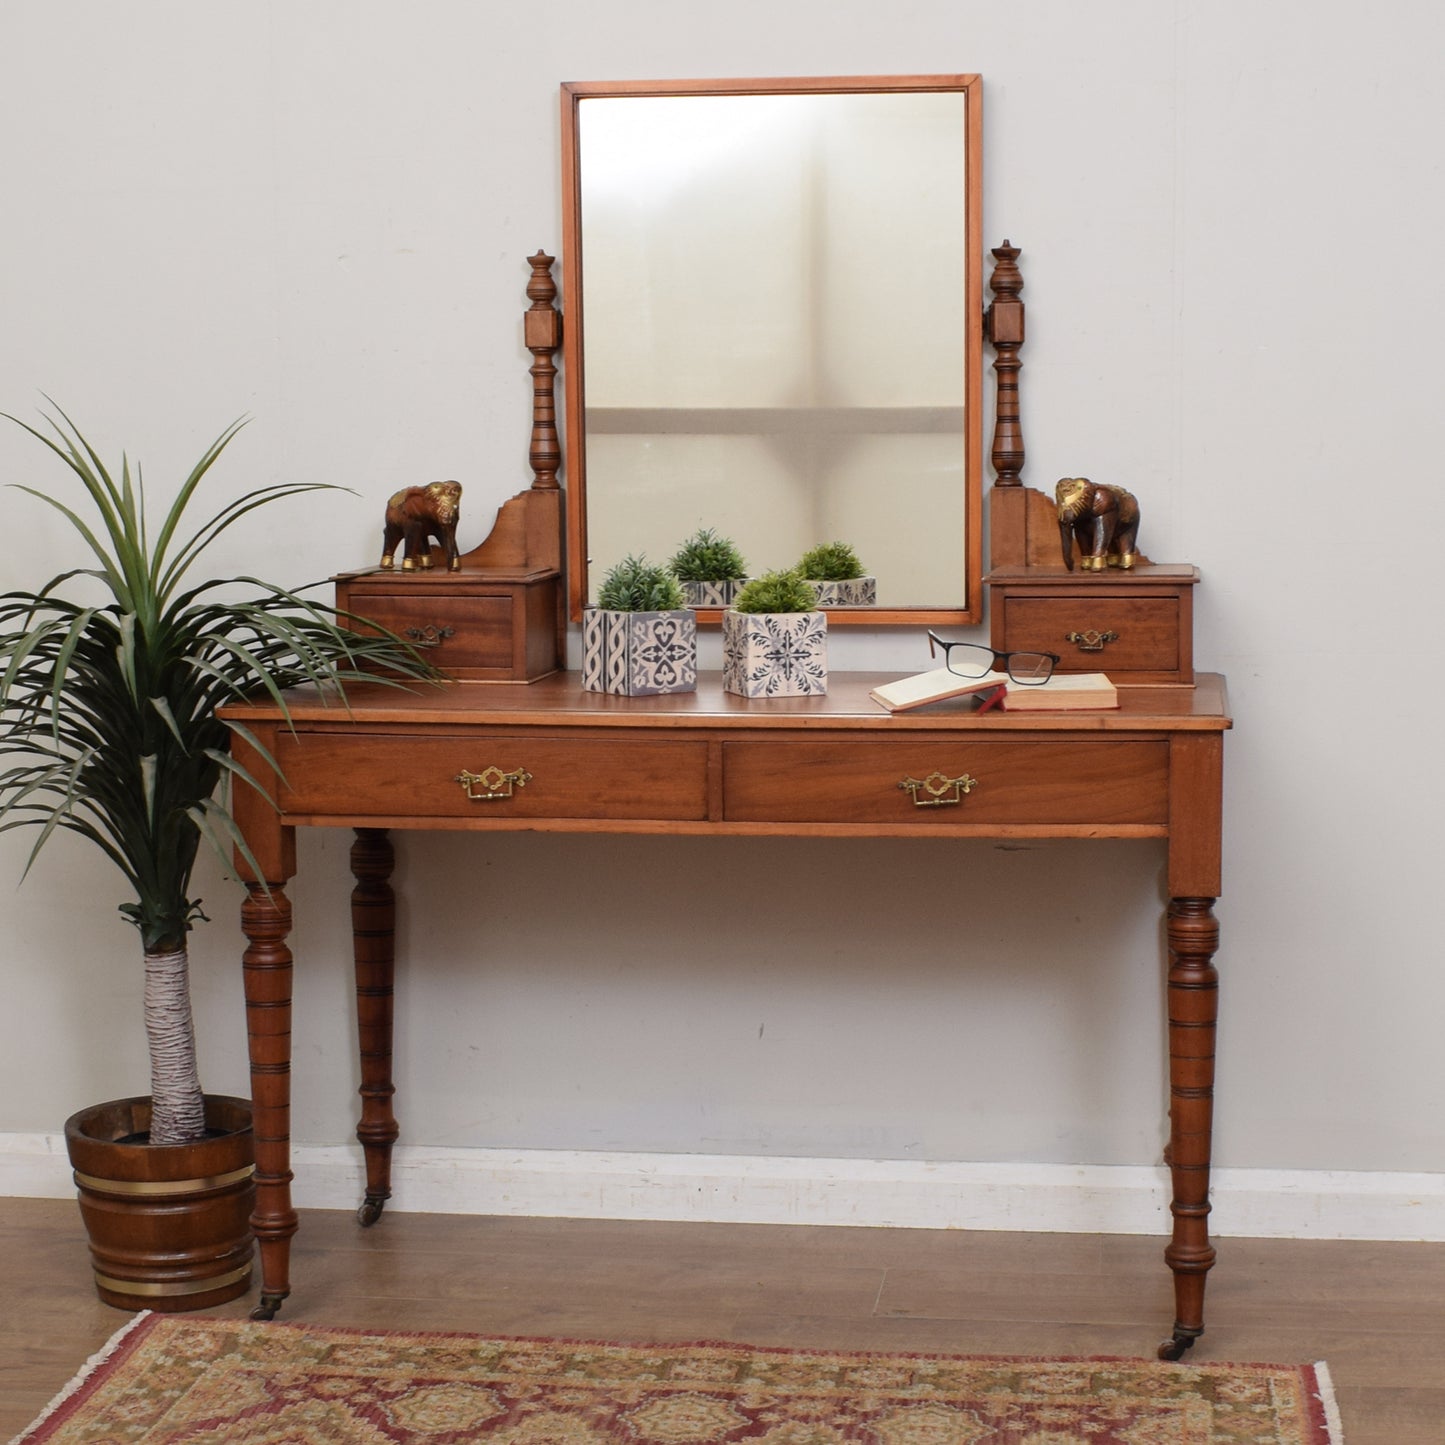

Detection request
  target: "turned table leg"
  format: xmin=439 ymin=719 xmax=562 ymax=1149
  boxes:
xmin=351 ymin=828 xmax=399 ymax=1226
xmin=1159 ymin=896 xmax=1220 ymax=1360
xmin=242 ymin=881 xmax=298 ymax=1321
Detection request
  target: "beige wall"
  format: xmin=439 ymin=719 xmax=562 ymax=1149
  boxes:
xmin=1 ymin=1 xmax=1441 ymax=1186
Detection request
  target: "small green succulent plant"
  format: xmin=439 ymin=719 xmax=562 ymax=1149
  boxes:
xmin=797 ymin=541 xmax=866 ymax=581
xmin=667 ymin=527 xmax=748 ymax=584
xmin=595 ymin=554 xmax=687 ymax=612
xmin=730 ymin=569 xmax=819 ymax=614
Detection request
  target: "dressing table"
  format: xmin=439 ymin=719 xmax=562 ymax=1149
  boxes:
xmin=222 ymin=75 xmax=1230 ymax=1361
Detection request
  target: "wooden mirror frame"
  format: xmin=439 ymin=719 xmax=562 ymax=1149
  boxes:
xmin=560 ymin=74 xmax=984 ymax=626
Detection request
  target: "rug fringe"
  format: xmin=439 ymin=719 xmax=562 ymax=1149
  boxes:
xmin=7 ymin=1311 xmax=154 ymax=1445
xmin=1312 ymin=1359 xmax=1346 ymax=1443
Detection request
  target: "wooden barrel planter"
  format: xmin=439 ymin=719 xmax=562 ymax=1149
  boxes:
xmin=64 ymin=1094 xmax=255 ymax=1312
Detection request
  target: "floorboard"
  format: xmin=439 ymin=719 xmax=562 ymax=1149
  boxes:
xmin=2 ymin=1198 xmax=1440 ymax=1442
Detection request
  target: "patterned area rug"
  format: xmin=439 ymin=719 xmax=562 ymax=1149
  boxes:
xmin=16 ymin=1314 xmax=1342 ymax=1444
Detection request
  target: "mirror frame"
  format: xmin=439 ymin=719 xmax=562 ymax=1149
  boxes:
xmin=560 ymin=74 xmax=983 ymax=626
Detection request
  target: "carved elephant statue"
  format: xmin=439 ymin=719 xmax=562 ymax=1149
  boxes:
xmin=1055 ymin=478 xmax=1140 ymax=572
xmin=380 ymin=481 xmax=463 ymax=572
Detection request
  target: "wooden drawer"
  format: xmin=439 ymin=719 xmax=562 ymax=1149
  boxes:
xmin=988 ymin=565 xmax=1199 ymax=684
xmin=1002 ymin=594 xmax=1180 ymax=673
xmin=722 ymin=739 xmax=1169 ymax=826
xmin=279 ymin=733 xmax=710 ymax=821
xmin=335 ymin=571 xmax=561 ymax=682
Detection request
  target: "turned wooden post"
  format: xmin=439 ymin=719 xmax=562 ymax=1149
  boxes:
xmin=1160 ymin=895 xmax=1220 ymax=1359
xmin=351 ymin=828 xmax=399 ymax=1226
xmin=525 ymin=251 xmax=563 ymax=491
xmin=242 ymin=881 xmax=298 ymax=1321
xmin=986 ymin=240 xmax=1026 ymax=488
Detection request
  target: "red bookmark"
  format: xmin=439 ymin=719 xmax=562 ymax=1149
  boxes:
xmin=976 ymin=685 xmax=1007 ymax=713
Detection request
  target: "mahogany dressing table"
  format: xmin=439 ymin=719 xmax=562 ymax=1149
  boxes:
xmin=223 ymin=87 xmax=1231 ymax=1360
xmin=222 ymin=671 xmax=1230 ymax=1358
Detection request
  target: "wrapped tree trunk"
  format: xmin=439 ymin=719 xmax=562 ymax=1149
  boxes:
xmin=143 ymin=946 xmax=206 ymax=1144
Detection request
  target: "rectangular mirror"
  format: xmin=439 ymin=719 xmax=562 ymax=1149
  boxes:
xmin=561 ymin=75 xmax=982 ymax=625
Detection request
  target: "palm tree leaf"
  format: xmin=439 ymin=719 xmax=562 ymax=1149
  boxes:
xmin=47 ymin=608 xmax=101 ymax=727
xmin=5 ymin=486 xmax=134 ymax=609
xmin=148 ymin=694 xmax=189 ymax=750
xmin=214 ymin=718 xmax=295 ymax=804
xmin=36 ymin=398 xmax=126 ymax=508
xmin=185 ymin=794 xmax=267 ymax=893
xmin=203 ymin=743 xmax=277 ymax=806
xmin=149 ymin=417 xmax=250 ymax=583
xmin=114 ymin=612 xmax=140 ymax=701
xmin=15 ymin=404 xmax=153 ymax=606
xmin=157 ymin=482 xmax=343 ymax=598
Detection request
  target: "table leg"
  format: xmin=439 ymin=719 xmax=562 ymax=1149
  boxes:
xmin=242 ymin=881 xmax=298 ymax=1321
xmin=351 ymin=828 xmax=398 ymax=1226
xmin=1159 ymin=895 xmax=1220 ymax=1360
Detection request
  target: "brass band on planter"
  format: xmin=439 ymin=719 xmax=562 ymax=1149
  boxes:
xmin=93 ymin=1262 xmax=253 ymax=1298
xmin=72 ymin=1162 xmax=255 ymax=1196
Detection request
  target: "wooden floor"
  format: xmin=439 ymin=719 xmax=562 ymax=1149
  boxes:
xmin=3 ymin=1197 xmax=1442 ymax=1441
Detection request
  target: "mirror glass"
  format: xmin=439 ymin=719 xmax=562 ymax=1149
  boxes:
xmin=561 ymin=76 xmax=982 ymax=624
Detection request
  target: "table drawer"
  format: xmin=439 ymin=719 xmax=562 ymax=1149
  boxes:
xmin=722 ymin=740 xmax=1168 ymax=826
xmin=279 ymin=733 xmax=710 ymax=821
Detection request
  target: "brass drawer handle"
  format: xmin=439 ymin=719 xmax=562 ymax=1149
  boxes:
xmin=1065 ymin=629 xmax=1119 ymax=652
xmin=455 ymin=766 xmax=532 ymax=801
xmin=404 ymin=624 xmax=456 ymax=644
xmin=898 ymin=771 xmax=977 ymax=808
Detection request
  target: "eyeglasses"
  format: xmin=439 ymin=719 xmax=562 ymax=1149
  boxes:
xmin=927 ymin=631 xmax=1060 ymax=685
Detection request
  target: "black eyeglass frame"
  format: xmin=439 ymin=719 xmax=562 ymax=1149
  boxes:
xmin=926 ymin=631 xmax=1062 ymax=686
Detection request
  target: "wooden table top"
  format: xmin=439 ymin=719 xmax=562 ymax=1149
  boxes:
xmin=221 ymin=672 xmax=1231 ymax=735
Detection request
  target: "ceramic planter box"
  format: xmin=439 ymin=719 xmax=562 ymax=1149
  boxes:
xmin=581 ymin=607 xmax=697 ymax=695
xmin=678 ymin=578 xmax=748 ymax=608
xmin=722 ymin=609 xmax=828 ymax=697
xmin=804 ymin=576 xmax=877 ymax=606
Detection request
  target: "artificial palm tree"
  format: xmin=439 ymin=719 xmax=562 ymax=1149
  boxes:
xmin=0 ymin=406 xmax=437 ymax=1145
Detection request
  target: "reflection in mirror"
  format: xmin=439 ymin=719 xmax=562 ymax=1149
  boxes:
xmin=562 ymin=77 xmax=982 ymax=624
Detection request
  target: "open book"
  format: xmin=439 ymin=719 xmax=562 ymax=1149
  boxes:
xmin=998 ymin=672 xmax=1118 ymax=710
xmin=868 ymin=667 xmax=1008 ymax=712
xmin=870 ymin=667 xmax=1118 ymax=713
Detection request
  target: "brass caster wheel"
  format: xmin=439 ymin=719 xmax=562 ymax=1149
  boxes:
xmin=250 ymin=1293 xmax=286 ymax=1322
xmin=357 ymin=1194 xmax=388 ymax=1227
xmin=1156 ymin=1327 xmax=1201 ymax=1361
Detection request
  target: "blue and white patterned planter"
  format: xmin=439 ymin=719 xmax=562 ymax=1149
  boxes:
xmin=722 ymin=609 xmax=828 ymax=697
xmin=803 ymin=576 xmax=877 ymax=606
xmin=581 ymin=608 xmax=698 ymax=695
xmin=678 ymin=578 xmax=748 ymax=609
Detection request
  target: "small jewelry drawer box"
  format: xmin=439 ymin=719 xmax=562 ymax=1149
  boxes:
xmin=334 ymin=567 xmax=562 ymax=683
xmin=986 ymin=563 xmax=1199 ymax=685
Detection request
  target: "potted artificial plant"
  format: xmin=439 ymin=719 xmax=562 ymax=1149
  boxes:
xmin=667 ymin=526 xmax=749 ymax=608
xmin=797 ymin=540 xmax=876 ymax=606
xmin=722 ymin=568 xmax=828 ymax=697
xmin=581 ymin=554 xmax=697 ymax=695
xmin=0 ymin=407 xmax=436 ymax=1310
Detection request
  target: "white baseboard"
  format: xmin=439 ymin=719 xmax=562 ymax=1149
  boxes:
xmin=4 ymin=1134 xmax=1441 ymax=1241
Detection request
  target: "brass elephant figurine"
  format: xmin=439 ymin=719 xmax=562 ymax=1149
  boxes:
xmin=380 ymin=481 xmax=463 ymax=572
xmin=1055 ymin=478 xmax=1140 ymax=572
